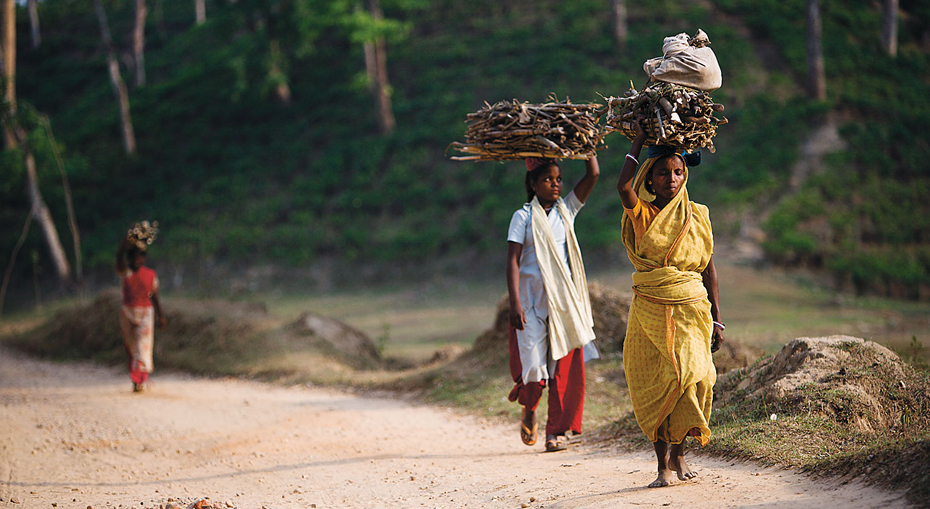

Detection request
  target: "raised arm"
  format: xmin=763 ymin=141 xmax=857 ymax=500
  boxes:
xmin=617 ymin=120 xmax=648 ymax=210
xmin=506 ymin=241 xmax=527 ymax=330
xmin=701 ymin=254 xmax=723 ymax=352
xmin=572 ymin=155 xmax=600 ymax=204
xmin=116 ymin=236 xmax=131 ymax=274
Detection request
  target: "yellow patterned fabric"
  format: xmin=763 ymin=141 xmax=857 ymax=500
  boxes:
xmin=621 ymin=155 xmax=716 ymax=446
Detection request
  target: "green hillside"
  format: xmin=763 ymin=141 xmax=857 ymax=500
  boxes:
xmin=2 ymin=0 xmax=929 ymax=296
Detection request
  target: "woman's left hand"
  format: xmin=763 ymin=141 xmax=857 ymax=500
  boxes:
xmin=158 ymin=315 xmax=167 ymax=330
xmin=711 ymin=328 xmax=723 ymax=353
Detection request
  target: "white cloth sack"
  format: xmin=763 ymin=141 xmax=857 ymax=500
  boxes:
xmin=643 ymin=29 xmax=722 ymax=91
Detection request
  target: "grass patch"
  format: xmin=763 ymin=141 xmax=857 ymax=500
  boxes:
xmin=700 ymin=339 xmax=930 ymax=503
xmin=3 ymin=262 xmax=930 ymax=502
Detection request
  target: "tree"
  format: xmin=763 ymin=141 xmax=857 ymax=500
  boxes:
xmin=93 ymin=0 xmax=137 ymax=155
xmin=28 ymin=0 xmax=40 ymax=49
xmin=222 ymin=0 xmax=411 ymax=123
xmin=2 ymin=0 xmax=14 ymax=148
xmin=611 ymin=0 xmax=627 ymax=51
xmin=195 ymin=0 xmax=205 ymax=25
xmin=881 ymin=0 xmax=898 ymax=57
xmin=362 ymin=0 xmax=395 ymax=134
xmin=268 ymin=38 xmax=292 ymax=103
xmin=1 ymin=0 xmax=73 ymax=285
xmin=806 ymin=0 xmax=826 ymax=100
xmin=133 ymin=0 xmax=147 ymax=86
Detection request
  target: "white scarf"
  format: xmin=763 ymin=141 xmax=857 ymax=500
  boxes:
xmin=530 ymin=196 xmax=596 ymax=360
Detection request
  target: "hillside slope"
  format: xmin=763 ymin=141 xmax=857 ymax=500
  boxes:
xmin=3 ymin=0 xmax=928 ymax=296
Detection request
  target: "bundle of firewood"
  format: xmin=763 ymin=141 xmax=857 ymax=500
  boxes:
xmin=127 ymin=220 xmax=159 ymax=251
xmin=603 ymin=82 xmax=727 ymax=153
xmin=448 ymin=98 xmax=606 ymax=161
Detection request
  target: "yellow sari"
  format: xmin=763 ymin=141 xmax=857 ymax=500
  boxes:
xmin=621 ymin=155 xmax=716 ymax=446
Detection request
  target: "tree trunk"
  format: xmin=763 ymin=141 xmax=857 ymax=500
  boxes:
xmin=363 ymin=0 xmax=395 ymax=135
xmin=133 ymin=0 xmax=147 ymax=86
xmin=0 ymin=0 xmax=73 ymax=285
xmin=40 ymin=115 xmax=83 ymax=287
xmin=94 ymin=0 xmax=137 ymax=155
xmin=268 ymin=39 xmax=291 ymax=103
xmin=806 ymin=0 xmax=826 ymax=101
xmin=155 ymin=0 xmax=168 ymax=40
xmin=24 ymin=147 xmax=72 ymax=282
xmin=881 ymin=0 xmax=898 ymax=57
xmin=2 ymin=0 xmax=15 ymax=149
xmin=28 ymin=0 xmax=40 ymax=49
xmin=611 ymin=0 xmax=627 ymax=50
xmin=195 ymin=0 xmax=205 ymax=25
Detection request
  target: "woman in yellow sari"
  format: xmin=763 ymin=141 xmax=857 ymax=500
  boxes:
xmin=617 ymin=122 xmax=723 ymax=488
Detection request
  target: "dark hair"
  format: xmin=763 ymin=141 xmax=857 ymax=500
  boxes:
xmin=127 ymin=245 xmax=145 ymax=259
xmin=524 ymin=161 xmax=560 ymax=202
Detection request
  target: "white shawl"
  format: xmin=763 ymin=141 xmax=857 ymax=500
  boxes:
xmin=530 ymin=196 xmax=596 ymax=360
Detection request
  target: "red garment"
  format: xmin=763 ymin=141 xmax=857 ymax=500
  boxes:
xmin=125 ymin=342 xmax=149 ymax=385
xmin=122 ymin=266 xmax=157 ymax=308
xmin=507 ymin=326 xmax=586 ymax=436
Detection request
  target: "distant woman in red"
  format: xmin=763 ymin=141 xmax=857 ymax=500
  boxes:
xmin=116 ymin=226 xmax=166 ymax=393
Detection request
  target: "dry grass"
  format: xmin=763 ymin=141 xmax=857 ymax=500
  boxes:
xmin=3 ymin=260 xmax=929 ymax=502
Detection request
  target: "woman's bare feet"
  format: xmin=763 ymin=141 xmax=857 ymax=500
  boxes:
xmin=649 ymin=440 xmax=673 ymax=488
xmin=648 ymin=468 xmax=677 ymax=488
xmin=669 ymin=442 xmax=698 ymax=480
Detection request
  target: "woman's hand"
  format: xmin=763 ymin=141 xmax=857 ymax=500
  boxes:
xmin=158 ymin=314 xmax=167 ymax=330
xmin=509 ymin=302 xmax=527 ymax=330
xmin=633 ymin=116 xmax=648 ymax=143
xmin=711 ymin=327 xmax=723 ymax=353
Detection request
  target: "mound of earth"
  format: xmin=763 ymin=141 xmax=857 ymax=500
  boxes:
xmin=713 ymin=335 xmax=766 ymax=374
xmin=471 ymin=280 xmax=762 ymax=374
xmin=472 ymin=281 xmax=631 ymax=355
xmin=287 ymin=312 xmax=382 ymax=367
xmin=8 ymin=288 xmax=382 ymax=374
xmin=716 ymin=335 xmax=930 ymax=433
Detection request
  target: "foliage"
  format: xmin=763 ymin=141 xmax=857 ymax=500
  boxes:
xmin=714 ymin=0 xmax=930 ymax=297
xmin=2 ymin=0 xmax=929 ymax=297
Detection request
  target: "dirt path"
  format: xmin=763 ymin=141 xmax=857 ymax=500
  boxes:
xmin=0 ymin=349 xmax=909 ymax=509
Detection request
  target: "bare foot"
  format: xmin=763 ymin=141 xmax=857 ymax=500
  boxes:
xmin=648 ymin=468 xmax=676 ymax=488
xmin=669 ymin=454 xmax=697 ymax=480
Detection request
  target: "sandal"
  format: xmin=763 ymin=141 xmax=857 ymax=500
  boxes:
xmin=520 ymin=408 xmax=538 ymax=446
xmin=545 ymin=437 xmax=567 ymax=452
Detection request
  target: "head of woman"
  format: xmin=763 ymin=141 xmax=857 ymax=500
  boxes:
xmin=127 ymin=246 xmax=147 ymax=271
xmin=524 ymin=158 xmax=562 ymax=206
xmin=646 ymin=154 xmax=685 ymax=203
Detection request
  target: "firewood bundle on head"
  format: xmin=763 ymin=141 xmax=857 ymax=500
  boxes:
xmin=603 ymin=81 xmax=727 ymax=153
xmin=449 ymin=97 xmax=606 ymax=161
xmin=127 ymin=220 xmax=159 ymax=251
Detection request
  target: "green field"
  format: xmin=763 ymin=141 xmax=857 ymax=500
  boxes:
xmin=254 ymin=259 xmax=930 ymax=366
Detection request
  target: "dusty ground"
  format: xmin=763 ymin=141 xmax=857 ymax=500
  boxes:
xmin=0 ymin=348 xmax=911 ymax=509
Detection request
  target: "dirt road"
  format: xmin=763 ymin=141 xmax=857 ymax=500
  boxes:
xmin=0 ymin=348 xmax=909 ymax=508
